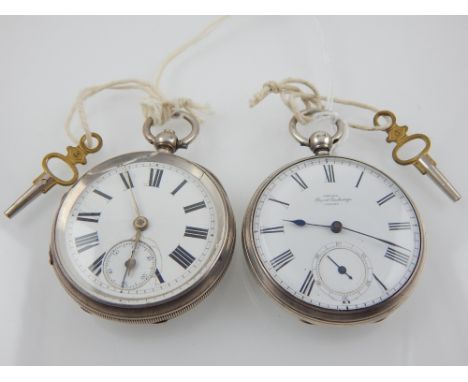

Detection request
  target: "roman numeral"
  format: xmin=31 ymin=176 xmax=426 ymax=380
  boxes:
xmin=377 ymin=192 xmax=395 ymax=206
xmin=183 ymin=201 xmax=206 ymax=214
xmin=77 ymin=212 xmax=101 ymax=223
xmin=75 ymin=232 xmax=99 ymax=253
xmin=88 ymin=253 xmax=105 ymax=276
xmin=270 ymin=249 xmax=295 ymax=271
xmin=373 ymin=273 xmax=387 ymax=290
xmin=384 ymin=247 xmax=410 ymax=266
xmin=291 ymin=172 xmax=308 ymax=190
xmin=169 ymin=245 xmax=195 ymax=269
xmin=355 ymin=171 xmax=364 ymax=188
xmin=323 ymin=164 xmax=335 ymax=183
xmin=184 ymin=226 xmax=209 ymax=240
xmin=299 ymin=270 xmax=315 ymax=296
xmin=171 ymin=180 xmax=187 ymax=195
xmin=268 ymin=198 xmax=290 ymax=207
xmin=120 ymin=171 xmax=134 ymax=189
xmin=155 ymin=268 xmax=165 ymax=283
xmin=260 ymin=226 xmax=284 ymax=234
xmin=149 ymin=168 xmax=163 ymax=187
xmin=93 ymin=189 xmax=112 ymax=200
xmin=388 ymin=222 xmax=411 ymax=231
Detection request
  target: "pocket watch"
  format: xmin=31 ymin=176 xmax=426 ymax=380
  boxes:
xmin=45 ymin=112 xmax=235 ymax=323
xmin=242 ymin=111 xmax=424 ymax=324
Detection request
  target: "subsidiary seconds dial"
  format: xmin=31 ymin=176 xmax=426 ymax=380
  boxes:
xmin=246 ymin=156 xmax=423 ymax=315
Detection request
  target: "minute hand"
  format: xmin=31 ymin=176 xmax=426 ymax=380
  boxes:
xmin=283 ymin=218 xmax=410 ymax=252
xmin=341 ymin=225 xmax=410 ymax=252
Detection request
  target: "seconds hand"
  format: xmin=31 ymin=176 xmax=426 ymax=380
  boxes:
xmin=121 ymin=229 xmax=141 ymax=288
xmin=326 ymin=255 xmax=353 ymax=280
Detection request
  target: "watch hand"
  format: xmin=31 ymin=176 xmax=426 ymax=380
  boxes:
xmin=340 ymin=225 xmax=410 ymax=252
xmin=122 ymin=171 xmax=145 ymax=225
xmin=327 ymin=255 xmax=340 ymax=267
xmin=284 ymin=218 xmax=410 ymax=252
xmin=127 ymin=229 xmax=141 ymax=275
xmin=121 ymin=218 xmax=147 ymax=289
xmin=121 ymin=231 xmax=140 ymax=288
xmin=326 ymin=255 xmax=353 ymax=280
xmin=283 ymin=219 xmax=329 ymax=229
xmin=121 ymin=264 xmax=130 ymax=289
xmin=129 ymin=186 xmax=142 ymax=218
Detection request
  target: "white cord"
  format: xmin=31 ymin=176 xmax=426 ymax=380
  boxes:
xmin=250 ymin=78 xmax=385 ymax=131
xmin=250 ymin=19 xmax=385 ymax=132
xmin=65 ymin=16 xmax=228 ymax=146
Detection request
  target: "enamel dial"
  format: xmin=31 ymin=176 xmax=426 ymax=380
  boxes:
xmin=245 ymin=156 xmax=423 ymax=320
xmin=52 ymin=152 xmax=234 ymax=319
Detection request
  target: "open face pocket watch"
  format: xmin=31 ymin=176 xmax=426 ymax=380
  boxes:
xmin=7 ymin=112 xmax=236 ymax=323
xmin=242 ymin=111 xmax=424 ymax=325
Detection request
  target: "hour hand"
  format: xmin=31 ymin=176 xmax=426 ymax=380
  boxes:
xmin=283 ymin=219 xmax=329 ymax=229
xmin=283 ymin=219 xmax=306 ymax=226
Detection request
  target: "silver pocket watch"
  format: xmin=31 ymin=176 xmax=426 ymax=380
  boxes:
xmin=242 ymin=111 xmax=424 ymax=324
xmin=33 ymin=112 xmax=235 ymax=323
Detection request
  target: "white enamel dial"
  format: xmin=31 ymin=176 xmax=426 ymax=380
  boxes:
xmin=55 ymin=160 xmax=219 ymax=307
xmin=252 ymin=156 xmax=422 ymax=311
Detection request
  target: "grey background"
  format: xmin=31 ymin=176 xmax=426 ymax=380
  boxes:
xmin=0 ymin=16 xmax=467 ymax=365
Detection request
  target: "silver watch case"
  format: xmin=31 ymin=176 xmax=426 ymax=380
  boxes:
xmin=50 ymin=151 xmax=236 ymax=323
xmin=242 ymin=155 xmax=425 ymax=325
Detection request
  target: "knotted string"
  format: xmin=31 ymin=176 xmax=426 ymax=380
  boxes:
xmin=65 ymin=16 xmax=228 ymax=146
xmin=250 ymin=77 xmax=388 ymax=131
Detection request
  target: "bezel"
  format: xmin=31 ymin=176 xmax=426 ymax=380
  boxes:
xmin=242 ymin=155 xmax=425 ymax=325
xmin=50 ymin=151 xmax=235 ymax=323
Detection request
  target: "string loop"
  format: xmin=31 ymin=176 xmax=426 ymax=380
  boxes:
xmin=64 ymin=17 xmax=228 ymax=146
xmin=250 ymin=78 xmax=387 ymax=132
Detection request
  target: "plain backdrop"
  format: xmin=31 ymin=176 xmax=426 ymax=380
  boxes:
xmin=0 ymin=16 xmax=467 ymax=365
